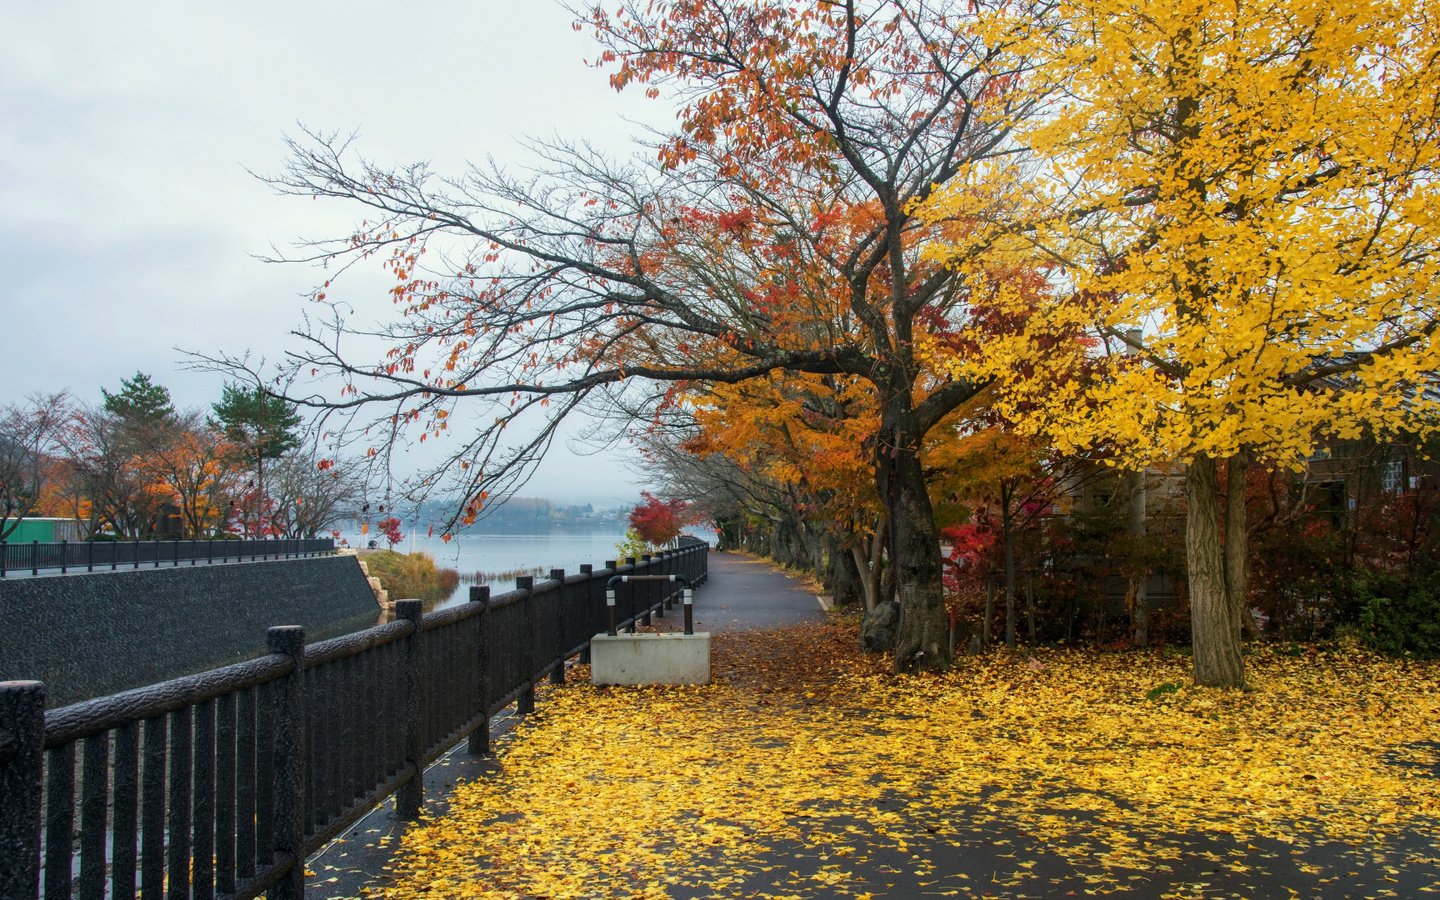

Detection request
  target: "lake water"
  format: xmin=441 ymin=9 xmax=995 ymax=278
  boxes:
xmin=343 ymin=529 xmax=629 ymax=611
xmin=341 ymin=527 xmax=719 ymax=612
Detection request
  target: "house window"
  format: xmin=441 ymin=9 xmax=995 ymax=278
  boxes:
xmin=1382 ymin=458 xmax=1404 ymax=494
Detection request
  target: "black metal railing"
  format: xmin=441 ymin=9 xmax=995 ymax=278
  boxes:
xmin=0 ymin=540 xmax=709 ymax=899
xmin=0 ymin=538 xmax=337 ymax=577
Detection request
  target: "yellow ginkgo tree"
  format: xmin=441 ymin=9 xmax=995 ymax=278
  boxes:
xmin=924 ymin=0 xmax=1440 ymax=686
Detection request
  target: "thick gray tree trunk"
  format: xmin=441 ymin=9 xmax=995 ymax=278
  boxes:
xmin=881 ymin=406 xmax=950 ymax=673
xmin=1186 ymin=454 xmax=1246 ymax=687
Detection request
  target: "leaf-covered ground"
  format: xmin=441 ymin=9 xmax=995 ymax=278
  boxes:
xmin=367 ymin=623 xmax=1440 ymax=899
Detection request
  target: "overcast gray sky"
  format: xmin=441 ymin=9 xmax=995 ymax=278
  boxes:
xmin=0 ymin=1 xmax=676 ymax=507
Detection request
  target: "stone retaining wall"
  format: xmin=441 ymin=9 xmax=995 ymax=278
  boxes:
xmin=0 ymin=555 xmax=379 ymax=707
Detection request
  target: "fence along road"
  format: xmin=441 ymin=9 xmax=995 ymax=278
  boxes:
xmin=0 ymin=538 xmax=337 ymax=578
xmin=0 ymin=539 xmax=709 ymax=900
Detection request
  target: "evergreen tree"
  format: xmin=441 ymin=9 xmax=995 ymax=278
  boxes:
xmin=101 ymin=372 xmax=176 ymax=428
xmin=212 ymin=384 xmax=303 ymax=536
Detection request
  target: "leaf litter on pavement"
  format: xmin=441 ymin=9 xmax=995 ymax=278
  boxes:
xmin=366 ymin=621 xmax=1440 ymax=899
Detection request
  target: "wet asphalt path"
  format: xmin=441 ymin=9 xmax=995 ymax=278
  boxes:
xmin=685 ymin=550 xmax=828 ymax=633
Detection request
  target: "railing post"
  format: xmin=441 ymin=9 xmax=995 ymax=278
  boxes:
xmin=31 ymin=540 xmax=39 ymax=576
xmin=624 ymin=559 xmax=638 ymax=632
xmin=468 ymin=586 xmax=491 ymax=756
xmin=651 ymin=556 xmax=667 ymax=618
xmin=59 ymin=538 xmax=68 ymax=574
xmin=579 ymin=564 xmax=594 ymax=664
xmin=549 ymin=569 xmax=567 ymax=685
xmin=0 ymin=681 xmax=45 ymax=899
xmin=603 ymin=563 xmax=618 ymax=636
xmin=396 ymin=599 xmax=426 ymax=818
xmin=641 ymin=555 xmax=655 ymax=624
xmin=86 ymin=539 xmax=94 ymax=573
xmin=517 ymin=577 xmax=536 ymax=714
xmin=266 ymin=626 xmax=307 ymax=900
xmin=1 ymin=540 xmax=7 ymax=577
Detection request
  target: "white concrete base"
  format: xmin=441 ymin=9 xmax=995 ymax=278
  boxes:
xmin=589 ymin=632 xmax=711 ymax=685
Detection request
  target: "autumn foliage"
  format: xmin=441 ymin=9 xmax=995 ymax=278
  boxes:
xmin=376 ymin=515 xmax=405 ymax=549
xmin=626 ymin=492 xmax=688 ymax=547
xmin=230 ymin=0 xmax=1440 ymax=681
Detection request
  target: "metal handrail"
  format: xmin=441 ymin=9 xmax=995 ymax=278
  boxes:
xmin=606 ymin=574 xmax=694 ymax=635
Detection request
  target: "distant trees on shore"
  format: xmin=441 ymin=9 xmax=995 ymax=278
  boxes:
xmin=0 ymin=372 xmax=361 ymax=541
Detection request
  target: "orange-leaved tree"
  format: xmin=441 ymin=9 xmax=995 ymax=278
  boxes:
xmin=138 ymin=413 xmax=239 ymax=539
xmin=680 ymin=371 xmax=888 ymax=604
xmin=204 ymin=1 xmax=1050 ymax=671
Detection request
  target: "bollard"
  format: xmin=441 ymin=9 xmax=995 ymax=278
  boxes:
xmin=684 ymin=588 xmax=695 ymax=635
xmin=606 ymin=583 xmax=618 ymax=636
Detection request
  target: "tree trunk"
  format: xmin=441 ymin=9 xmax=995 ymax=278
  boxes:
xmin=1186 ymin=454 xmax=1246 ymax=687
xmin=1128 ymin=577 xmax=1149 ymax=647
xmin=808 ymin=527 xmax=825 ymax=585
xmin=880 ymin=408 xmax=950 ymax=673
xmin=846 ymin=518 xmax=881 ymax=610
xmin=255 ymin=451 xmax=266 ymax=538
xmin=832 ymin=540 xmax=862 ymax=606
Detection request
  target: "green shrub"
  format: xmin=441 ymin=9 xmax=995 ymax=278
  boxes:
xmin=1356 ymin=571 xmax=1440 ymax=658
xmin=614 ymin=527 xmax=650 ymax=561
xmin=363 ymin=550 xmax=461 ymax=604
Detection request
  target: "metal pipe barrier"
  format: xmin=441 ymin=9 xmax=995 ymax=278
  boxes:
xmin=606 ymin=574 xmax=694 ymax=636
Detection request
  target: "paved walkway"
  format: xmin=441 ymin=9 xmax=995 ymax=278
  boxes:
xmin=307 ymin=550 xmax=822 ymax=898
xmin=683 ymin=551 xmax=827 ymax=633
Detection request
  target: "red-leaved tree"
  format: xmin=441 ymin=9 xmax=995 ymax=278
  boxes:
xmin=377 ymin=516 xmax=404 ymax=549
xmin=628 ymin=492 xmax=688 ymax=548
